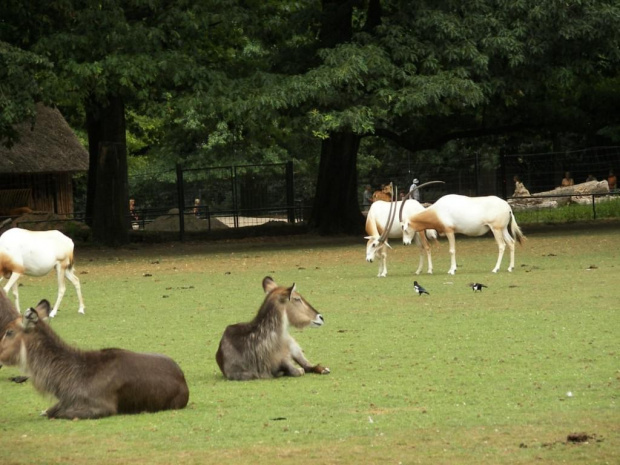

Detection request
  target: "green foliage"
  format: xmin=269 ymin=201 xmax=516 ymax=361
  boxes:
xmin=0 ymin=228 xmax=618 ymax=463
xmin=0 ymin=42 xmax=53 ymax=147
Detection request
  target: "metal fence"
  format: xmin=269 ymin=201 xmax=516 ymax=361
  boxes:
xmin=127 ymin=161 xmax=315 ymax=238
xmin=360 ymin=146 xmax=620 ymax=205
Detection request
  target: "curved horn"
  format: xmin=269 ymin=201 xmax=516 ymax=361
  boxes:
xmin=399 ymin=180 xmax=446 ymax=223
xmin=378 ymin=183 xmax=397 ymax=244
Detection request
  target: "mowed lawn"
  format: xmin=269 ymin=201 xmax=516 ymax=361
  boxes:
xmin=0 ymin=223 xmax=618 ymax=464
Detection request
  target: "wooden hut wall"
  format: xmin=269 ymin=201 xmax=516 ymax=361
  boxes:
xmin=0 ymin=173 xmax=74 ymax=215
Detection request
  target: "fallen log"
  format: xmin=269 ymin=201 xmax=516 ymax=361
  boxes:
xmin=509 ymin=180 xmax=610 ymax=210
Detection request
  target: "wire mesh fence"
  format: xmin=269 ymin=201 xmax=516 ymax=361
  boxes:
xmin=359 ymin=146 xmax=620 ymax=205
xmin=5 ymin=147 xmax=618 ymax=238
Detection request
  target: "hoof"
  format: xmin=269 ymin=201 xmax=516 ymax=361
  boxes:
xmin=78 ymin=309 xmax=85 ymax=315
xmin=48 ymin=310 xmax=57 ymax=318
xmin=321 ymin=367 xmax=331 ymax=375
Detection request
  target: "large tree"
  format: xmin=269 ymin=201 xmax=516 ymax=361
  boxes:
xmin=169 ymin=0 xmax=620 ymax=234
xmin=2 ymin=0 xmax=619 ymax=238
xmin=0 ymin=0 xmax=241 ymax=245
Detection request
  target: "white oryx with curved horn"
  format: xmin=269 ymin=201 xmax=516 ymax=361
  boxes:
xmin=0 ymin=228 xmax=85 ymax=317
xmin=365 ymin=182 xmax=439 ymax=277
xmin=400 ymin=194 xmax=525 ymax=275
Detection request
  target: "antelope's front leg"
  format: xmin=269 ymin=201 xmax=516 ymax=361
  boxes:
xmin=279 ymin=357 xmax=305 ymax=377
xmin=446 ymin=231 xmax=457 ymax=275
xmin=377 ymin=247 xmax=388 ymax=278
xmin=289 ymin=338 xmax=330 ymax=375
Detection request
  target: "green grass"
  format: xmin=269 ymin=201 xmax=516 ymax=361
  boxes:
xmin=1 ymin=225 xmax=619 ymax=464
xmin=514 ymin=196 xmax=620 ymax=224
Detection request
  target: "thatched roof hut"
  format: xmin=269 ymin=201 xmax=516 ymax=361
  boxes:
xmin=0 ymin=104 xmax=88 ymax=216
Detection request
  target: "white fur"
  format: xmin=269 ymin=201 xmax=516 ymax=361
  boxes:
xmin=365 ymin=200 xmax=437 ymax=277
xmin=0 ymin=229 xmax=85 ymax=317
xmin=401 ymin=195 xmax=525 ymax=275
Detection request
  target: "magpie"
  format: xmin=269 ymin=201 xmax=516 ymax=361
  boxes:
xmin=469 ymin=282 xmax=488 ymax=292
xmin=413 ymin=281 xmax=429 ymax=296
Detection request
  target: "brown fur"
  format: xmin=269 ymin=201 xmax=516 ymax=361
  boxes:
xmin=8 ymin=207 xmax=33 ymax=217
xmin=372 ymin=184 xmax=393 ymax=202
xmin=0 ymin=288 xmax=19 ymax=339
xmin=216 ymin=277 xmax=329 ymax=381
xmin=0 ymin=303 xmax=189 ymax=419
xmin=0 ymin=255 xmax=24 ymax=279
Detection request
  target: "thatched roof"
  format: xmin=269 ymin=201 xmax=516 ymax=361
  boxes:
xmin=0 ymin=104 xmax=88 ymax=174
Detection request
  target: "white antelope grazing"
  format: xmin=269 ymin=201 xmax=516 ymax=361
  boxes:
xmin=216 ymin=276 xmax=330 ymax=380
xmin=0 ymin=301 xmax=189 ymax=419
xmin=0 ymin=228 xmax=85 ymax=317
xmin=365 ymin=199 xmax=438 ymax=277
xmin=400 ymin=194 xmax=525 ymax=275
xmin=366 ymin=181 xmax=444 ymax=277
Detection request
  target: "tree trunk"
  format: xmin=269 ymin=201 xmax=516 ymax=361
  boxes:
xmin=308 ymin=132 xmax=365 ymax=234
xmin=86 ymin=96 xmax=129 ymax=246
xmin=85 ymin=100 xmax=101 ymax=227
xmin=308 ymin=0 xmax=368 ymax=235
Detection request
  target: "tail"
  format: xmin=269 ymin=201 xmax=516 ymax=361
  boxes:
xmin=509 ymin=211 xmax=525 ymax=245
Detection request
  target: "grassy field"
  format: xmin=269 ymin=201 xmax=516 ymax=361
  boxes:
xmin=0 ymin=223 xmax=619 ymax=464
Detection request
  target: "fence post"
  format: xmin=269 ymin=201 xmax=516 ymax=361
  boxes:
xmin=176 ymin=163 xmax=185 ymax=241
xmin=286 ymin=161 xmax=295 ymax=223
xmin=500 ymin=152 xmax=507 ymax=199
xmin=231 ymin=166 xmax=238 ymax=228
xmin=474 ymin=153 xmax=480 ymax=197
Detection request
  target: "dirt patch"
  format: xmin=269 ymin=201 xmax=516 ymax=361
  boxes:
xmin=3 ymin=211 xmax=91 ymax=241
xmin=566 ymin=432 xmax=596 ymax=443
xmin=145 ymin=213 xmax=228 ymax=232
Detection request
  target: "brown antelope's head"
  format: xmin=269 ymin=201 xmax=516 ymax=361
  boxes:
xmin=262 ymin=277 xmax=324 ymax=329
xmin=0 ymin=300 xmax=50 ymax=368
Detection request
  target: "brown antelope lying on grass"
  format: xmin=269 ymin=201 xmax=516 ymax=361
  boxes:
xmin=0 ymin=288 xmax=19 ymax=336
xmin=0 ymin=228 xmax=85 ymax=317
xmin=216 ymin=277 xmax=330 ymax=381
xmin=0 ymin=301 xmax=189 ymax=419
xmin=0 ymin=289 xmax=27 ymax=383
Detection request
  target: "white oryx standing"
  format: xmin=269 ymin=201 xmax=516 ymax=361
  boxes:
xmin=0 ymin=228 xmax=85 ymax=317
xmin=365 ymin=199 xmax=437 ymax=277
xmin=400 ymin=194 xmax=525 ymax=275
xmin=365 ymin=182 xmax=442 ymax=277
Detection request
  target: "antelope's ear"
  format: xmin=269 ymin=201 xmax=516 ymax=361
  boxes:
xmin=262 ymin=276 xmax=277 ymax=294
xmin=385 ymin=241 xmax=393 ymax=250
xmin=35 ymin=299 xmax=51 ymax=320
xmin=288 ymin=283 xmax=297 ymax=300
xmin=364 ymin=236 xmax=372 ymax=240
xmin=22 ymin=308 xmax=40 ymax=330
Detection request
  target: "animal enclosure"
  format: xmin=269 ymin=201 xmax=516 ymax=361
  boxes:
xmin=0 ymin=225 xmax=618 ymax=464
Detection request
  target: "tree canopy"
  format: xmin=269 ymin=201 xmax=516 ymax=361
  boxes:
xmin=2 ymin=0 xmax=619 ymax=239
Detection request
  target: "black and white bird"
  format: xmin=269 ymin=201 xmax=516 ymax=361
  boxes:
xmin=413 ymin=281 xmax=429 ymax=296
xmin=469 ymin=282 xmax=488 ymax=292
